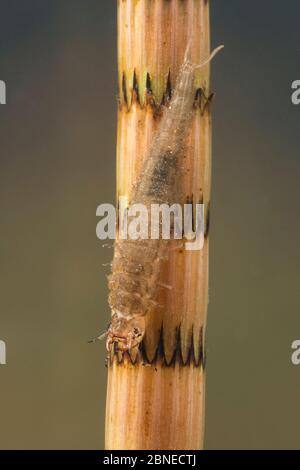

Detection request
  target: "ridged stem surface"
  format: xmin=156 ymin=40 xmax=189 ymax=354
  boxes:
xmin=105 ymin=0 xmax=211 ymax=450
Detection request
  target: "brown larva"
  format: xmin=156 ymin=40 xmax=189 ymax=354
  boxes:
xmin=97 ymin=45 xmax=224 ymax=354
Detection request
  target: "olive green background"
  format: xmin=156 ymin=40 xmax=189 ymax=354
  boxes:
xmin=0 ymin=0 xmax=300 ymax=449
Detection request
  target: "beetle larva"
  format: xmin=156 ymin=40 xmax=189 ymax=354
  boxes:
xmin=103 ymin=45 xmax=224 ymax=353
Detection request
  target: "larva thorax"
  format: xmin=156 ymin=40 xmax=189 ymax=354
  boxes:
xmin=107 ymin=238 xmax=162 ymax=352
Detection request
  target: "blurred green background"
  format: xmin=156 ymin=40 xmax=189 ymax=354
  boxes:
xmin=0 ymin=0 xmax=300 ymax=450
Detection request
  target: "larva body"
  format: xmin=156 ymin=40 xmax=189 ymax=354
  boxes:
xmin=105 ymin=44 xmax=224 ymax=352
xmin=106 ymin=58 xmax=197 ymax=353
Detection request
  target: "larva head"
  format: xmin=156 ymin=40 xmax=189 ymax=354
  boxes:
xmin=106 ymin=314 xmax=145 ymax=353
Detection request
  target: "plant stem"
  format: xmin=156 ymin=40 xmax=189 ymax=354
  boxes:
xmin=105 ymin=0 xmax=211 ymax=450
